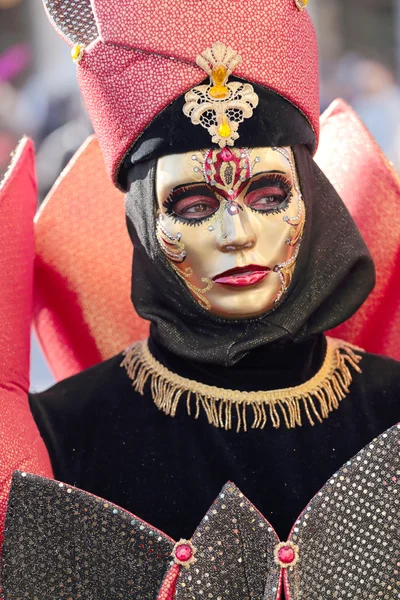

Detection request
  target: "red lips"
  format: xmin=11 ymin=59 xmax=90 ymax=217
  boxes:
xmin=213 ymin=264 xmax=271 ymax=287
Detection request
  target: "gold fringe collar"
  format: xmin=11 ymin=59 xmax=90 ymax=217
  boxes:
xmin=121 ymin=338 xmax=363 ymax=432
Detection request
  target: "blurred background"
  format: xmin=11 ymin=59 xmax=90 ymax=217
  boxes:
xmin=1 ymin=0 xmax=399 ymax=390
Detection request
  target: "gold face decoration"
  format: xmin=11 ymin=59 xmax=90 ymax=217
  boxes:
xmin=155 ymin=146 xmax=305 ymax=319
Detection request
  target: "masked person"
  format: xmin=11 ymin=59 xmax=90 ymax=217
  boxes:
xmin=1 ymin=0 xmax=400 ymax=598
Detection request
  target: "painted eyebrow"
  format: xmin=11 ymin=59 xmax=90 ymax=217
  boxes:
xmin=246 ymin=172 xmax=291 ymax=195
xmin=169 ymin=182 xmax=213 ymax=195
xmin=261 ymin=169 xmax=287 ymax=174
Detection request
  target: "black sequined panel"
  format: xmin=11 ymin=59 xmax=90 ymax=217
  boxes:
xmin=175 ymin=483 xmax=281 ymax=600
xmin=1 ymin=472 xmax=174 ymax=600
xmin=287 ymin=423 xmax=400 ymax=599
xmin=2 ymin=424 xmax=400 ymax=600
xmin=45 ymin=0 xmax=98 ymax=45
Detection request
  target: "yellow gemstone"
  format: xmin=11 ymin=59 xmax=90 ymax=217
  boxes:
xmin=217 ymin=122 xmax=232 ymax=138
xmin=212 ymin=65 xmax=227 ymax=86
xmin=209 ymin=64 xmax=229 ymax=99
xmin=71 ymin=44 xmax=83 ymax=63
xmin=295 ymin=0 xmax=308 ymax=8
xmin=209 ymin=85 xmax=230 ymax=99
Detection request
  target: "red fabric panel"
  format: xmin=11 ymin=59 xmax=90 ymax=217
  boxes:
xmin=0 ymin=138 xmax=53 ymax=550
xmin=317 ymin=100 xmax=400 ymax=360
xmin=33 ymin=136 xmax=149 ymax=381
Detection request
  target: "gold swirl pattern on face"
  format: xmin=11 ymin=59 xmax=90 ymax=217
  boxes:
xmin=156 ymin=215 xmax=213 ymax=310
xmin=170 ymin=264 xmax=214 ymax=311
xmin=272 ymin=147 xmax=306 ymax=304
xmin=156 ymin=216 xmax=186 ymax=263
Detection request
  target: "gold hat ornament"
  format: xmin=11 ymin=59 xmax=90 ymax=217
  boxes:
xmin=295 ymin=0 xmax=308 ymax=11
xmin=183 ymin=43 xmax=259 ymax=147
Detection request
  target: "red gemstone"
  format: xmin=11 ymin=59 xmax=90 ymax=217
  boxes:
xmin=220 ymin=148 xmax=233 ymax=161
xmin=278 ymin=546 xmax=295 ymax=564
xmin=175 ymin=544 xmax=193 ymax=562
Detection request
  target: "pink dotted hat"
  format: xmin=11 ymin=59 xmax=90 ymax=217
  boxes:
xmin=43 ymin=0 xmax=319 ymax=189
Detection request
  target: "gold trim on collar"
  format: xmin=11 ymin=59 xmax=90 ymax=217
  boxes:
xmin=121 ymin=338 xmax=363 ymax=432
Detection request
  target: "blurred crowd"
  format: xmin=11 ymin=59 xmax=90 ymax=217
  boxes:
xmin=0 ymin=57 xmax=92 ymax=198
xmin=0 ymin=0 xmax=92 ymax=200
xmin=321 ymin=53 xmax=400 ymax=171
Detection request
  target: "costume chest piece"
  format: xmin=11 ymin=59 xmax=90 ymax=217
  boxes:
xmin=3 ymin=422 xmax=400 ymax=599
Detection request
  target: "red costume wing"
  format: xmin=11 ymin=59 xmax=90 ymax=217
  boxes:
xmin=33 ymin=135 xmax=149 ymax=381
xmin=318 ymin=100 xmax=400 ymax=360
xmin=0 ymin=138 xmax=52 ymax=549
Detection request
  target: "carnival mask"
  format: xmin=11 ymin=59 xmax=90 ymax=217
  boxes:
xmin=155 ymin=146 xmax=305 ymax=319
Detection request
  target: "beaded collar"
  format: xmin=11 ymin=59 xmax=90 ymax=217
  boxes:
xmin=121 ymin=337 xmax=363 ymax=432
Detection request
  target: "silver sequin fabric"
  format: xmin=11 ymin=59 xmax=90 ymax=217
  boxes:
xmin=2 ymin=424 xmax=400 ymax=599
xmin=1 ymin=472 xmax=174 ymax=599
xmin=45 ymin=0 xmax=98 ymax=45
xmin=175 ymin=483 xmax=281 ymax=600
xmin=288 ymin=423 xmax=400 ymax=599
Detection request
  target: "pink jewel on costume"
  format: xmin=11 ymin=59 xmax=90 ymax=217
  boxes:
xmin=278 ymin=546 xmax=295 ymax=563
xmin=172 ymin=539 xmax=197 ymax=567
xmin=175 ymin=544 xmax=192 ymax=562
xmin=274 ymin=541 xmax=299 ymax=568
xmin=220 ymin=148 xmax=233 ymax=162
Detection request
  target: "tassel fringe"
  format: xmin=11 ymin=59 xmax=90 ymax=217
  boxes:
xmin=121 ymin=338 xmax=363 ymax=432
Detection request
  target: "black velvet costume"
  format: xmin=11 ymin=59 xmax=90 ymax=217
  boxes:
xmin=29 ymin=336 xmax=400 ymax=543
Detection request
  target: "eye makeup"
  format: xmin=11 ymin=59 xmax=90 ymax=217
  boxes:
xmin=163 ymin=183 xmax=220 ymax=225
xmin=244 ymin=173 xmax=293 ymax=215
xmin=163 ymin=170 xmax=293 ymax=225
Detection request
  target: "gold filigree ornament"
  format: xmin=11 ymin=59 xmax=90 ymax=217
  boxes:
xmin=272 ymin=146 xmax=306 ymax=304
xmin=156 ymin=216 xmax=186 ymax=264
xmin=295 ymin=0 xmax=308 ymax=11
xmin=273 ymin=198 xmax=306 ymax=304
xmin=121 ymin=337 xmax=363 ymax=433
xmin=183 ymin=43 xmax=259 ymax=148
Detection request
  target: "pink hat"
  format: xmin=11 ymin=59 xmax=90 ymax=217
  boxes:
xmin=43 ymin=0 xmax=319 ymax=187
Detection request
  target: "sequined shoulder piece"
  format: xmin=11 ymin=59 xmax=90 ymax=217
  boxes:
xmin=2 ymin=424 xmax=400 ymax=600
xmin=286 ymin=422 xmax=400 ymax=599
xmin=1 ymin=473 xmax=175 ymax=599
xmin=1 ymin=475 xmax=281 ymax=600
